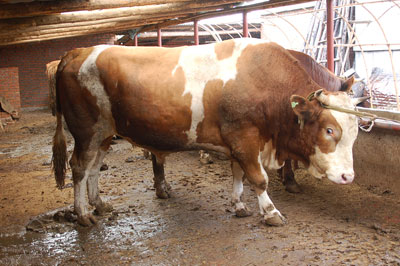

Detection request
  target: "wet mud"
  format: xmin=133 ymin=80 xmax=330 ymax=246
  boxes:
xmin=0 ymin=110 xmax=399 ymax=265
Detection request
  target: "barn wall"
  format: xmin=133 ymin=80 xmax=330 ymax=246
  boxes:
xmin=353 ymin=123 xmax=400 ymax=196
xmin=0 ymin=67 xmax=20 ymax=120
xmin=0 ymin=33 xmax=115 ymax=109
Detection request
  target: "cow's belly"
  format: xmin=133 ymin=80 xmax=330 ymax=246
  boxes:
xmin=110 ymin=99 xmax=225 ymax=153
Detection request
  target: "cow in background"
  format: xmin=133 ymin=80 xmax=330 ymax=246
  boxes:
xmin=53 ymin=39 xmax=364 ymax=227
xmin=46 ymin=60 xmax=61 ymax=116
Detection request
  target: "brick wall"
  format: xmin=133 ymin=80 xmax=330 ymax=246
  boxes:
xmin=0 ymin=67 xmax=20 ymax=120
xmin=0 ymin=33 xmax=115 ymax=109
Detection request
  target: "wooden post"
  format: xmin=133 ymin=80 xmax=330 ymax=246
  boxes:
xmin=326 ymin=0 xmax=334 ymax=72
xmin=134 ymin=34 xmax=138 ymax=46
xmin=243 ymin=10 xmax=248 ymax=38
xmin=194 ymin=19 xmax=199 ymax=45
xmin=157 ymin=27 xmax=162 ymax=47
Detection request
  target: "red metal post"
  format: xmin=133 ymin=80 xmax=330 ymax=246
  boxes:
xmin=134 ymin=35 xmax=138 ymax=46
xmin=243 ymin=10 xmax=248 ymax=38
xmin=157 ymin=27 xmax=162 ymax=47
xmin=326 ymin=0 xmax=334 ymax=72
xmin=194 ymin=19 xmax=199 ymax=45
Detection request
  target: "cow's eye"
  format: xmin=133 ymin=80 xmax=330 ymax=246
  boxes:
xmin=327 ymin=128 xmax=334 ymax=135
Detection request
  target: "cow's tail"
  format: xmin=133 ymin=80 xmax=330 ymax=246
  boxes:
xmin=51 ymin=53 xmax=72 ymax=189
xmin=52 ymin=111 xmax=67 ymax=189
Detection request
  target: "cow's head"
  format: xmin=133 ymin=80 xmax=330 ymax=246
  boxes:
xmin=290 ymin=90 xmax=361 ymax=184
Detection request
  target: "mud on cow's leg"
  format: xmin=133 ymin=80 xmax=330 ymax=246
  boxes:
xmin=88 ymin=137 xmax=114 ymax=216
xmin=151 ymin=153 xmax=171 ymax=199
xmin=278 ymin=159 xmax=301 ymax=193
xmin=231 ymin=161 xmax=252 ymax=217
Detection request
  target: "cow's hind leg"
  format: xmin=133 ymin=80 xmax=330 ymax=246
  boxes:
xmin=70 ymin=145 xmax=99 ymax=226
xmin=231 ymin=161 xmax=252 ymax=217
xmin=88 ymin=137 xmax=114 ymax=216
xmin=278 ymin=159 xmax=301 ymax=193
xmin=151 ymin=153 xmax=171 ymax=199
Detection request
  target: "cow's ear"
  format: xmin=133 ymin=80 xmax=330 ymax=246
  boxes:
xmin=290 ymin=95 xmax=315 ymax=121
xmin=340 ymin=76 xmax=355 ymax=92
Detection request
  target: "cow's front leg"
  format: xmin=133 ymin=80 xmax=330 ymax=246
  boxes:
xmin=151 ymin=153 xmax=171 ymax=199
xmin=246 ymin=156 xmax=287 ymax=226
xmin=232 ymin=147 xmax=286 ymax=225
xmin=231 ymin=161 xmax=252 ymax=217
xmin=278 ymin=159 xmax=301 ymax=193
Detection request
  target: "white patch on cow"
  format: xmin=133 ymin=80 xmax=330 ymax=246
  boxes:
xmin=260 ymin=140 xmax=285 ymax=170
xmin=257 ymin=191 xmax=283 ymax=220
xmin=309 ymin=92 xmax=358 ymax=184
xmin=173 ymin=39 xmax=268 ymax=143
xmin=78 ymin=45 xmax=116 ymax=142
xmin=231 ymin=161 xmax=244 ymax=204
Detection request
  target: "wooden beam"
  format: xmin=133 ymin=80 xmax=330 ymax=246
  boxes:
xmin=0 ymin=0 xmax=197 ymax=19
xmin=0 ymin=3 xmax=236 ymax=45
xmin=0 ymin=0 xmax=240 ymax=28
xmin=139 ymin=0 xmax=315 ymax=33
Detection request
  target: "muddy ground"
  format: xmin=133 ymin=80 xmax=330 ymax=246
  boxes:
xmin=0 ymin=110 xmax=399 ymax=265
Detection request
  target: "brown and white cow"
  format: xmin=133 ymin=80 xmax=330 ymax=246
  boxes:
xmin=53 ymin=39 xmax=361 ymax=227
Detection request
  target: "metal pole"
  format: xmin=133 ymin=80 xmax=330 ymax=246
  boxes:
xmin=157 ymin=27 xmax=162 ymax=47
xmin=243 ymin=10 xmax=248 ymax=38
xmin=194 ymin=19 xmax=199 ymax=45
xmin=134 ymin=35 xmax=138 ymax=46
xmin=326 ymin=0 xmax=334 ymax=72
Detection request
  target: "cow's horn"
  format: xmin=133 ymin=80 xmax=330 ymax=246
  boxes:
xmin=315 ymin=89 xmax=323 ymax=97
xmin=314 ymin=89 xmax=329 ymax=105
xmin=352 ymin=96 xmax=370 ymax=106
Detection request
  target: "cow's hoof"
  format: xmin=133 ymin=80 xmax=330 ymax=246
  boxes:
xmin=264 ymin=212 xmax=287 ymax=226
xmin=77 ymin=214 xmax=97 ymax=226
xmin=156 ymin=182 xmax=171 ymax=199
xmin=235 ymin=207 xmax=252 ymax=217
xmin=156 ymin=190 xmax=170 ymax=199
xmin=95 ymin=202 xmax=114 ymax=216
xmin=285 ymin=182 xmax=301 ymax=193
xmin=156 ymin=188 xmax=171 ymax=199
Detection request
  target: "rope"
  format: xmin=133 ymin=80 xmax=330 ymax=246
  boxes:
xmin=307 ymin=90 xmax=400 ymax=132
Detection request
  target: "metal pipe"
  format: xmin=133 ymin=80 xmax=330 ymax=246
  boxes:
xmin=157 ymin=27 xmax=162 ymax=47
xmin=326 ymin=0 xmax=334 ymax=72
xmin=243 ymin=10 xmax=248 ymax=38
xmin=194 ymin=19 xmax=199 ymax=45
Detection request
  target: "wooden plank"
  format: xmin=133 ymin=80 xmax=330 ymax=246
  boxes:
xmin=140 ymin=0 xmax=315 ymax=33
xmin=0 ymin=4 xmax=227 ymax=44
xmin=0 ymin=0 xmax=240 ymax=32
xmin=0 ymin=0 xmax=196 ymax=19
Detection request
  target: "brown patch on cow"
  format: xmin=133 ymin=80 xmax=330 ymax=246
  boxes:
xmin=214 ymin=39 xmax=235 ymax=61
xmin=96 ymin=46 xmax=192 ymax=151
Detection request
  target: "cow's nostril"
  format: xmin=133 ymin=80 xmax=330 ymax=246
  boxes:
xmin=342 ymin=174 xmax=347 ymax=182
